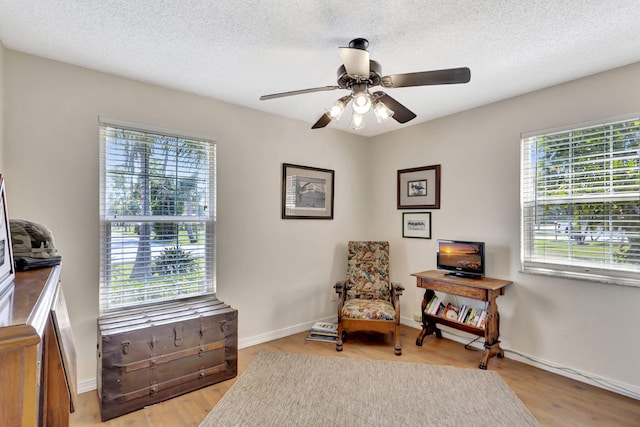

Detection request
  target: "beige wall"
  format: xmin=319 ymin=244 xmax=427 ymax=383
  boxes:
xmin=3 ymin=50 xmax=371 ymax=385
xmin=3 ymin=45 xmax=640 ymax=398
xmin=373 ymin=62 xmax=640 ymax=396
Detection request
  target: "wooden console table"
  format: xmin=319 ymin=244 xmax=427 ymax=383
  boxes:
xmin=0 ymin=265 xmax=77 ymax=426
xmin=412 ymin=270 xmax=512 ymax=369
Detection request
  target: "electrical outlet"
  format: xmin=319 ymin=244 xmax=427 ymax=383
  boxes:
xmin=413 ymin=313 xmax=422 ymax=322
xmin=329 ymin=289 xmax=338 ymax=302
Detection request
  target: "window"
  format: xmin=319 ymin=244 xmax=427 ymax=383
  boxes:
xmin=99 ymin=119 xmax=216 ymax=311
xmin=521 ymin=116 xmax=640 ymax=286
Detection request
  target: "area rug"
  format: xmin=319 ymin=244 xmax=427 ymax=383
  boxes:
xmin=199 ymin=351 xmax=539 ymax=426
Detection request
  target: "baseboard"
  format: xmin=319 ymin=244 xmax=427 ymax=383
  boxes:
xmin=401 ymin=316 xmax=640 ymax=400
xmin=78 ymin=378 xmax=97 ymax=394
xmin=502 ymin=346 xmax=640 ymax=400
xmin=238 ymin=316 xmax=338 ymax=349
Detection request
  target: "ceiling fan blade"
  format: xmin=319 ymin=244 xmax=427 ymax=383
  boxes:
xmin=311 ymin=112 xmax=332 ymax=129
xmin=381 ymin=67 xmax=471 ymax=88
xmin=373 ymin=91 xmax=417 ymax=124
xmin=338 ymin=47 xmax=370 ymax=78
xmin=260 ymin=85 xmax=340 ymax=100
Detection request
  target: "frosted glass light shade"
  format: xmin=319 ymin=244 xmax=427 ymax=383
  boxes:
xmin=373 ymin=101 xmax=394 ymax=123
xmin=352 ymin=92 xmax=372 ymax=114
xmin=326 ymin=99 xmax=346 ymax=120
xmin=350 ymin=112 xmax=365 ymax=130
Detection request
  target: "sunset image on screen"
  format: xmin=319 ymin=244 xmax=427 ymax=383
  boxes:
xmin=439 ymin=242 xmax=482 ymax=270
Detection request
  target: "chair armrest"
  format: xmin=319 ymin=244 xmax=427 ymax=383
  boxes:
xmin=334 ymin=281 xmax=347 ymax=318
xmin=334 ymin=281 xmax=348 ymax=304
xmin=391 ymin=282 xmax=404 ymax=296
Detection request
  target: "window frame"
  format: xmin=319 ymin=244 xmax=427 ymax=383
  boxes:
xmin=99 ymin=118 xmax=216 ymax=312
xmin=520 ymin=114 xmax=640 ymax=287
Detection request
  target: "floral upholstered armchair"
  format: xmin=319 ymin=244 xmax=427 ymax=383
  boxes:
xmin=334 ymin=241 xmax=404 ymax=355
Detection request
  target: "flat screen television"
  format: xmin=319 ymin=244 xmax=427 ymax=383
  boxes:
xmin=436 ymin=239 xmax=485 ymax=278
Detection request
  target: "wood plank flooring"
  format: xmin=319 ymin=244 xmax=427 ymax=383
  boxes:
xmin=70 ymin=325 xmax=640 ymax=427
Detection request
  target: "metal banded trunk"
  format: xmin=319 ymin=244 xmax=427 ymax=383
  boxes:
xmin=97 ymin=296 xmax=237 ymax=421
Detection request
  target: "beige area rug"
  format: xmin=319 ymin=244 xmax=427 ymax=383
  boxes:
xmin=199 ymin=351 xmax=539 ymax=427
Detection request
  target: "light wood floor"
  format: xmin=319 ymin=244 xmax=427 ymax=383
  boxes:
xmin=70 ymin=325 xmax=640 ymax=427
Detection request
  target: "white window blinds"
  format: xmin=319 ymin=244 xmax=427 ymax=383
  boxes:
xmin=99 ymin=120 xmax=216 ymax=311
xmin=521 ymin=116 xmax=640 ymax=286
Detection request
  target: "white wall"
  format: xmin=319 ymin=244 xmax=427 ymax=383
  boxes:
xmin=370 ymin=62 xmax=640 ymax=396
xmin=3 ymin=50 xmax=371 ymax=384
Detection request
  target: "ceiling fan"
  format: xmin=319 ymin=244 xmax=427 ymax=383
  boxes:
xmin=260 ymin=38 xmax=471 ymax=130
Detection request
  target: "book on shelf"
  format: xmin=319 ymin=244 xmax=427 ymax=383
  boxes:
xmin=463 ymin=308 xmax=475 ymax=324
xmin=477 ymin=310 xmax=487 ymax=329
xmin=424 ymin=299 xmax=431 ymax=314
xmin=443 ymin=303 xmax=460 ymax=321
xmin=457 ymin=305 xmax=468 ymax=322
xmin=470 ymin=310 xmax=481 ymax=327
xmin=424 ymin=294 xmax=438 ymax=314
xmin=428 ymin=297 xmax=441 ymax=315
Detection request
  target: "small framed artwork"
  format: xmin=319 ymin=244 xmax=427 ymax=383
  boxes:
xmin=282 ymin=163 xmax=334 ymax=219
xmin=0 ymin=175 xmax=15 ymax=295
xmin=397 ymin=164 xmax=441 ymax=209
xmin=402 ymin=212 xmax=432 ymax=239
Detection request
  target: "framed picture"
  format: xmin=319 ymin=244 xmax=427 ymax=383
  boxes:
xmin=282 ymin=163 xmax=334 ymax=219
xmin=402 ymin=212 xmax=432 ymax=239
xmin=397 ymin=164 xmax=441 ymax=209
xmin=0 ymin=175 xmax=15 ymax=295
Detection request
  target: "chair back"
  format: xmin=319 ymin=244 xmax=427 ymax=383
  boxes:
xmin=346 ymin=241 xmax=391 ymax=301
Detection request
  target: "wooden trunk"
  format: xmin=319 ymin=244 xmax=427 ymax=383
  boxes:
xmin=97 ymin=296 xmax=237 ymax=421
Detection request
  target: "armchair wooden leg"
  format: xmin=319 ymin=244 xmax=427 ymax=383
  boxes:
xmin=336 ymin=339 xmax=343 ymax=352
xmin=394 ymin=325 xmax=402 ymax=355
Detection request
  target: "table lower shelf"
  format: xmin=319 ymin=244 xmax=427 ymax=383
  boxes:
xmin=415 ymin=315 xmax=504 ymax=369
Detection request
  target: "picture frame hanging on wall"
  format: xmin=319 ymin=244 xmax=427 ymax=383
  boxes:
xmin=397 ymin=164 xmax=441 ymax=209
xmin=282 ymin=163 xmax=335 ymax=219
xmin=402 ymin=212 xmax=432 ymax=239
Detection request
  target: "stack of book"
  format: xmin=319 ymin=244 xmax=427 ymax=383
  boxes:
xmin=456 ymin=305 xmax=487 ymax=329
xmin=424 ymin=294 xmax=446 ymax=317
xmin=305 ymin=322 xmax=338 ymax=343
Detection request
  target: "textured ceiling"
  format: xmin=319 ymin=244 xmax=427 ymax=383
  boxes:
xmin=1 ymin=1 xmax=640 ymax=137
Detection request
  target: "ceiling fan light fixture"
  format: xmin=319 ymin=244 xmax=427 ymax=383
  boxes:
xmin=351 ymin=86 xmax=372 ymax=115
xmin=259 ymin=38 xmax=470 ymax=131
xmin=350 ymin=112 xmax=365 ymax=130
xmin=373 ymin=100 xmax=394 ymax=123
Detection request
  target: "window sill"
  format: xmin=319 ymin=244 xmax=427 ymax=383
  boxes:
xmin=520 ymin=267 xmax=640 ymax=288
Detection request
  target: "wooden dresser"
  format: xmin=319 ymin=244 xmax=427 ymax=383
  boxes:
xmin=0 ymin=265 xmax=77 ymax=426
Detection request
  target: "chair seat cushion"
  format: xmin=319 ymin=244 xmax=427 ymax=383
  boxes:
xmin=341 ymin=298 xmax=396 ymax=321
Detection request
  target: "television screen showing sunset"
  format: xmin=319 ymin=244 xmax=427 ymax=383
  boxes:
xmin=438 ymin=242 xmax=482 ymax=269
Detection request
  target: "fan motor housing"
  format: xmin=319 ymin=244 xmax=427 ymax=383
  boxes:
xmin=336 ymin=60 xmax=382 ymax=89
